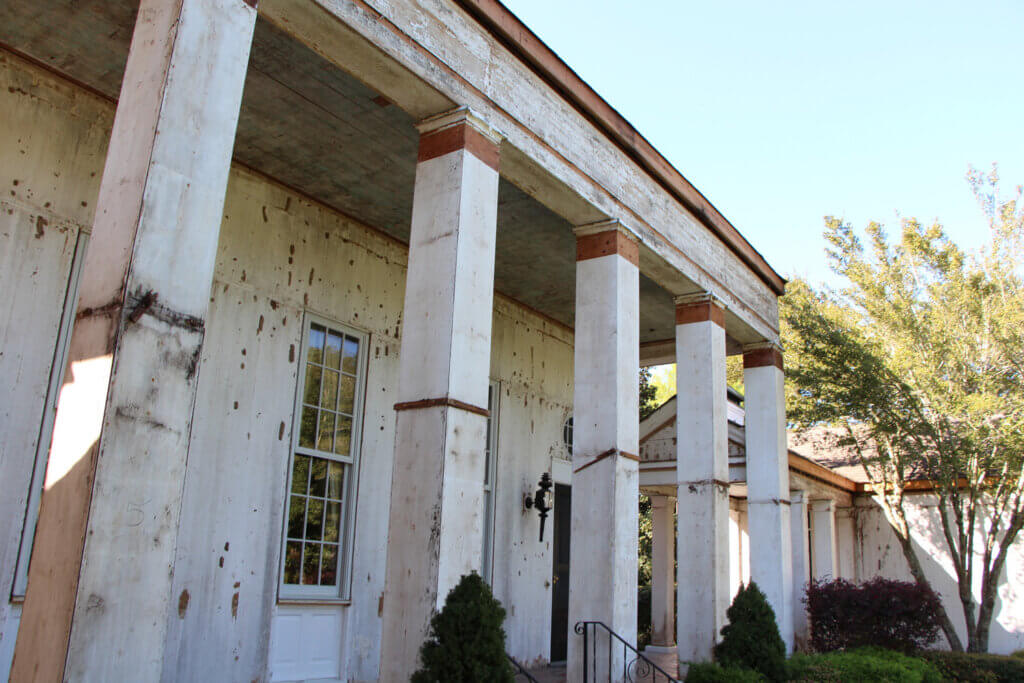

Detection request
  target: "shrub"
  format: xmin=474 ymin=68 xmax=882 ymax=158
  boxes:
xmin=713 ymin=582 xmax=787 ymax=682
xmin=638 ymin=583 xmax=652 ymax=649
xmin=918 ymin=650 xmax=1024 ymax=682
xmin=787 ymin=648 xmax=942 ymax=682
xmin=805 ymin=577 xmax=942 ymax=652
xmin=410 ymin=572 xmax=513 ymax=683
xmin=685 ymin=662 xmax=765 ymax=682
xmin=1012 ymin=649 xmax=1024 ymax=660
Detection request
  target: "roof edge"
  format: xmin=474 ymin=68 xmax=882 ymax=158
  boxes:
xmin=453 ymin=0 xmax=787 ymax=295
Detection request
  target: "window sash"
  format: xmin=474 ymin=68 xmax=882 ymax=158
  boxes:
xmin=279 ymin=314 xmax=367 ymax=601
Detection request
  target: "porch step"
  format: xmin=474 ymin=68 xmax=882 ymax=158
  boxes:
xmin=524 ymin=664 xmax=566 ymax=682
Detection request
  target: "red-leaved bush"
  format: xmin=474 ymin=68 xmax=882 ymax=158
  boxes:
xmin=804 ymin=577 xmax=942 ymax=653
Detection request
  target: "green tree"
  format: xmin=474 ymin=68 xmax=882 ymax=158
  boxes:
xmin=713 ymin=582 xmax=787 ymax=681
xmin=782 ymin=167 xmax=1024 ymax=652
xmin=640 ymin=367 xmax=659 ymax=419
xmin=411 ymin=573 xmax=514 ymax=682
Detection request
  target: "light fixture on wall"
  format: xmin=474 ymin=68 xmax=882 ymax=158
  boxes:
xmin=524 ymin=472 xmax=554 ymax=542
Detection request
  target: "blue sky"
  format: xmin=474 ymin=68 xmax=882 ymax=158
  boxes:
xmin=500 ymin=0 xmax=1024 ymax=288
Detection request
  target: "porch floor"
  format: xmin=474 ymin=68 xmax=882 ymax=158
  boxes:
xmin=526 ymin=648 xmax=679 ymax=682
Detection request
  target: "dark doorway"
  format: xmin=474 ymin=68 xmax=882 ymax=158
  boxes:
xmin=550 ymin=483 xmax=571 ymax=663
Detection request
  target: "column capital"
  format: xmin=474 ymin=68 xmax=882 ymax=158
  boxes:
xmin=416 ymin=106 xmax=502 ymax=170
xmin=674 ymin=293 xmax=725 ymax=328
xmin=790 ymin=490 xmax=806 ymax=504
xmin=743 ymin=341 xmax=784 ymax=370
xmin=809 ymin=498 xmax=835 ymax=512
xmin=650 ymin=494 xmax=676 ymax=509
xmin=573 ymin=219 xmax=639 ymax=265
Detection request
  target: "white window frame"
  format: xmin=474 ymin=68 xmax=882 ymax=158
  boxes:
xmin=278 ymin=313 xmax=368 ymax=601
xmin=481 ymin=380 xmax=499 ymax=584
xmin=13 ymin=231 xmax=89 ymax=598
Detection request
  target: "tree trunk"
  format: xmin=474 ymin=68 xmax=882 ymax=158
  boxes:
xmin=890 ymin=531 xmax=964 ymax=651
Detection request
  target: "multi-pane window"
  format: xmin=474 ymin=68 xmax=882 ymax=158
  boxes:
xmin=481 ymin=381 xmax=499 ymax=583
xmin=281 ymin=317 xmax=366 ymax=599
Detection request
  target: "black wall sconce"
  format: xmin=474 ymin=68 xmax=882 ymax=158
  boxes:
xmin=524 ymin=472 xmax=554 ymax=542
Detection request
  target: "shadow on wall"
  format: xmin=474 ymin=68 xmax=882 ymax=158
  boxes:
xmin=855 ymin=495 xmax=1024 ymax=654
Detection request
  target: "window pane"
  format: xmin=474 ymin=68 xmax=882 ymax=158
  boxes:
xmin=325 ymin=501 xmax=341 ymax=543
xmin=302 ymin=543 xmax=321 ymax=585
xmin=306 ymin=498 xmax=324 ymax=541
xmin=320 ymin=370 xmax=339 ymax=411
xmin=342 ymin=336 xmax=360 ymax=374
xmin=309 ymin=458 xmax=328 ymax=498
xmin=284 ymin=541 xmax=302 ymax=584
xmin=291 ymin=455 xmax=310 ymax=494
xmin=338 ymin=375 xmax=355 ymax=414
xmin=299 ymin=407 xmax=317 ymax=449
xmin=325 ymin=332 xmax=342 ymax=370
xmin=303 ymin=365 xmax=322 ymax=405
xmin=321 ymin=544 xmax=338 ymax=586
xmin=308 ymin=324 xmax=325 ymax=365
xmin=333 ymin=416 xmax=351 ymax=456
xmin=287 ymin=495 xmax=306 ymax=539
xmin=327 ymin=462 xmax=344 ymax=499
xmin=317 ymin=412 xmax=335 ymax=453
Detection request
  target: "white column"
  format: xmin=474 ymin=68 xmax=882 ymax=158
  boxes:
xmin=379 ymin=108 xmax=502 ymax=680
xmin=649 ymin=495 xmax=676 ymax=651
xmin=11 ymin=2 xmax=257 ymax=680
xmin=810 ymin=500 xmax=839 ymax=580
xmin=790 ymin=491 xmax=810 ymax=650
xmin=743 ymin=342 xmax=794 ymax=652
xmin=567 ymin=221 xmax=639 ymax=683
xmin=674 ymin=294 xmax=730 ymax=664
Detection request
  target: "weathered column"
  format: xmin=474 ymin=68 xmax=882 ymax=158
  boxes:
xmin=790 ymin=490 xmax=810 ymax=649
xmin=744 ymin=342 xmax=794 ymax=651
xmin=675 ymin=294 xmax=730 ymax=664
xmin=567 ymin=220 xmax=640 ymax=683
xmin=379 ymin=107 xmax=501 ymax=680
xmin=10 ymin=2 xmax=256 ymax=681
xmin=810 ymin=499 xmax=838 ymax=580
xmin=648 ymin=495 xmax=677 ymax=651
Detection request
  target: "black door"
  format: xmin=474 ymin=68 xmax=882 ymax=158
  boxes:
xmin=550 ymin=484 xmax=571 ymax=662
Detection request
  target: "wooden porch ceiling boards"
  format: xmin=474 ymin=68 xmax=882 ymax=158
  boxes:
xmin=0 ymin=0 xmax=680 ymax=343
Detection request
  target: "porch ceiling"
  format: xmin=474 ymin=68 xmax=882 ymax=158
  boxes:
xmin=1 ymin=2 xmax=680 ymax=344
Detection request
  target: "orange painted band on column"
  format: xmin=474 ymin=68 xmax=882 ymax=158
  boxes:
xmin=743 ymin=346 xmax=784 ymax=370
xmin=575 ymin=230 xmax=639 ymax=266
xmin=417 ymin=122 xmax=500 ymax=171
xmin=572 ymin=448 xmax=640 ymax=474
xmin=675 ymin=300 xmax=725 ymax=328
xmin=394 ymin=396 xmax=490 ymax=418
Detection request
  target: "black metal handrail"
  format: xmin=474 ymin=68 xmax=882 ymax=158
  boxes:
xmin=507 ymin=653 xmax=541 ymax=682
xmin=574 ymin=621 xmax=680 ymax=682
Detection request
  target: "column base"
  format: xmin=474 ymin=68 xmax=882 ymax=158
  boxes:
xmin=643 ymin=644 xmax=678 ymax=656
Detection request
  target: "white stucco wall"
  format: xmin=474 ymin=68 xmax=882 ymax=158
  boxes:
xmin=856 ymin=495 xmax=1024 ymax=655
xmin=0 ymin=48 xmax=578 ymax=681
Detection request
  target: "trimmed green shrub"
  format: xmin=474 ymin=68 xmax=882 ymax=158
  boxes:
xmin=1012 ymin=649 xmax=1024 ymax=661
xmin=805 ymin=577 xmax=942 ymax=652
xmin=713 ymin=582 xmax=787 ymax=682
xmin=918 ymin=650 xmax=1024 ymax=682
xmin=685 ymin=662 xmax=765 ymax=682
xmin=787 ymin=648 xmax=942 ymax=682
xmin=411 ymin=572 xmax=513 ymax=683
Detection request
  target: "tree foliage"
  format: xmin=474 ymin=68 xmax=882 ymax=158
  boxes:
xmin=713 ymin=582 xmax=787 ymax=682
xmin=640 ymin=367 xmax=660 ymax=420
xmin=411 ymin=573 xmax=513 ymax=683
xmin=782 ymin=166 xmax=1024 ymax=652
